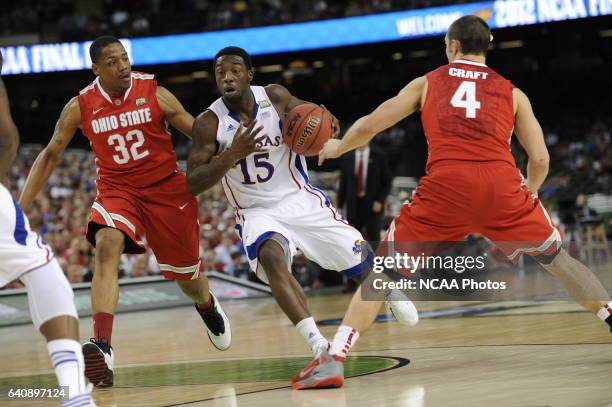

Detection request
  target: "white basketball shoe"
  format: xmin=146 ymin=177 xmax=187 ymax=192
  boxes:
xmin=385 ymin=290 xmax=419 ymax=326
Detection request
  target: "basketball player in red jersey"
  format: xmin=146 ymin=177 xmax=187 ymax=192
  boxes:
xmin=295 ymin=15 xmax=612 ymax=388
xmin=19 ymin=36 xmax=231 ymax=388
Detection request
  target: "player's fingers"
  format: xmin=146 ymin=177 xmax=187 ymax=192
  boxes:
xmin=318 ymin=150 xmax=327 ymax=166
xmin=245 ymin=119 xmax=258 ymax=133
xmin=253 ymin=134 xmax=267 ymax=145
xmin=248 ymin=125 xmax=264 ymax=138
xmin=332 ymin=123 xmax=340 ymax=139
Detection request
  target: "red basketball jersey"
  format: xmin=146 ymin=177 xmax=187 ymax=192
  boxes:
xmin=421 ymin=59 xmax=516 ymax=173
xmin=78 ymin=72 xmax=179 ymax=188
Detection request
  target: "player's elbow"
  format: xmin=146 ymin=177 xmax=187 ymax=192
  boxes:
xmin=41 ymin=145 xmax=62 ymax=164
xmin=186 ymin=178 xmax=198 ymax=196
xmin=0 ymin=123 xmax=19 ymax=150
xmin=354 ymin=116 xmax=377 ymax=136
xmin=530 ymin=151 xmax=550 ymax=169
xmin=186 ymin=176 xmax=205 ymax=196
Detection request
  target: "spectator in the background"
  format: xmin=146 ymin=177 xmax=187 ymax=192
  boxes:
xmin=130 ymin=255 xmax=151 ymax=278
xmin=291 ymin=254 xmax=319 ymax=289
xmin=575 ymin=193 xmax=600 ymax=225
xmin=131 ymin=14 xmax=150 ymax=35
xmin=214 ymin=235 xmax=238 ymax=275
xmin=2 ymin=0 xmax=478 ymax=43
xmin=337 ymin=142 xmax=392 ymax=292
xmin=231 ymin=252 xmax=250 ymax=279
xmin=338 ymin=141 xmax=392 ymax=242
xmin=66 ymin=264 xmax=84 ymax=284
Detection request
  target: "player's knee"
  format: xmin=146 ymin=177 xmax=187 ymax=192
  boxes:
xmin=95 ymin=228 xmax=125 ymax=261
xmin=176 ymin=279 xmax=199 ymax=297
xmin=537 ymin=247 xmax=567 ymax=273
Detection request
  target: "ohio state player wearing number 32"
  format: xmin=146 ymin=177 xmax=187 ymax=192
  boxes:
xmin=19 ymin=36 xmax=231 ymax=389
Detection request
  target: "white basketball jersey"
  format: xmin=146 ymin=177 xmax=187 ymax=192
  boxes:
xmin=208 ymin=86 xmax=309 ymax=209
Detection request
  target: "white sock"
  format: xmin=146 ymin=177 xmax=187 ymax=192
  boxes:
xmin=329 ymin=325 xmax=360 ymax=360
xmin=596 ymin=302 xmax=612 ymax=323
xmin=296 ymin=317 xmax=328 ymax=357
xmin=47 ymin=339 xmax=87 ymax=400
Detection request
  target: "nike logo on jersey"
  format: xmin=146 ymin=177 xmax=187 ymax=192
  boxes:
xmin=93 ymin=107 xmax=104 ymax=115
xmin=179 ymin=202 xmax=190 ymax=210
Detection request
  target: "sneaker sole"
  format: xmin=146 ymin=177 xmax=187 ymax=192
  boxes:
xmin=292 ymin=376 xmax=344 ymax=390
xmin=207 ymin=331 xmax=231 ymax=351
xmin=83 ymin=344 xmax=114 ymax=388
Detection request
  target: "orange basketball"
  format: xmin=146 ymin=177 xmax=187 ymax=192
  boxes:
xmin=282 ymin=104 xmax=333 ymax=156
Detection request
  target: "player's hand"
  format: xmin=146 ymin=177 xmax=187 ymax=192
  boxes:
xmin=228 ymin=120 xmax=267 ymax=161
xmin=320 ymin=104 xmax=340 ymax=139
xmin=524 ymin=178 xmax=539 ymax=198
xmin=318 ymin=139 xmax=342 ymax=166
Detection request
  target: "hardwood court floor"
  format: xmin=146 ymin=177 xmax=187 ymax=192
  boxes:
xmin=0 ymin=294 xmax=611 ymax=406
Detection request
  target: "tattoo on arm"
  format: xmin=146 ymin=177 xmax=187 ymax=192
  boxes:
xmin=50 ymin=97 xmax=79 ymax=151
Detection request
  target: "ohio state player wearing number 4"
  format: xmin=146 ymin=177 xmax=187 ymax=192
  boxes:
xmin=19 ymin=36 xmax=231 ymax=388
xmin=306 ymin=15 xmax=612 ymax=388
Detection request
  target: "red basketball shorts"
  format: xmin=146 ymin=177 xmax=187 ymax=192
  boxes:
xmin=385 ymin=162 xmax=562 ymax=262
xmin=86 ymin=171 xmax=201 ymax=280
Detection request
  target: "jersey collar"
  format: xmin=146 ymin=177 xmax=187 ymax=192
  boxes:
xmin=224 ymin=88 xmax=259 ymax=124
xmin=452 ymin=59 xmax=487 ymax=67
xmin=95 ymin=75 xmax=133 ymax=106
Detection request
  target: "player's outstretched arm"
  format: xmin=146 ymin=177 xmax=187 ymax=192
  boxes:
xmin=156 ymin=86 xmax=194 ymax=138
xmin=318 ymin=76 xmax=426 ymax=165
xmin=513 ymin=88 xmax=549 ymax=194
xmin=186 ymin=110 xmax=265 ymax=196
xmin=0 ymin=54 xmax=19 ymax=185
xmin=19 ymin=97 xmax=80 ymax=211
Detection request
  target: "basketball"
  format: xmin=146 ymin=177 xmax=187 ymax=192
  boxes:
xmin=282 ymin=104 xmax=334 ymax=156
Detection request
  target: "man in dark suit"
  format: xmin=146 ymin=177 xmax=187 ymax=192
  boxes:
xmin=338 ymin=143 xmax=392 ymax=243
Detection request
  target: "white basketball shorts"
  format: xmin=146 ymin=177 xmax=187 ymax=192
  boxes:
xmin=235 ymin=187 xmax=370 ymax=284
xmin=0 ymin=183 xmax=53 ymax=287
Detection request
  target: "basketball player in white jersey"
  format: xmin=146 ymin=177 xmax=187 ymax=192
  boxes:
xmin=186 ymin=47 xmax=418 ymax=388
xmin=0 ymin=53 xmax=95 ymax=406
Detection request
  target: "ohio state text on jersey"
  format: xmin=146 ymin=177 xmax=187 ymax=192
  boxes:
xmin=78 ymin=72 xmax=178 ymax=188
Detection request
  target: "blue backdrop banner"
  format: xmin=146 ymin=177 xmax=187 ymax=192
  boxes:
xmin=1 ymin=0 xmax=610 ymax=75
